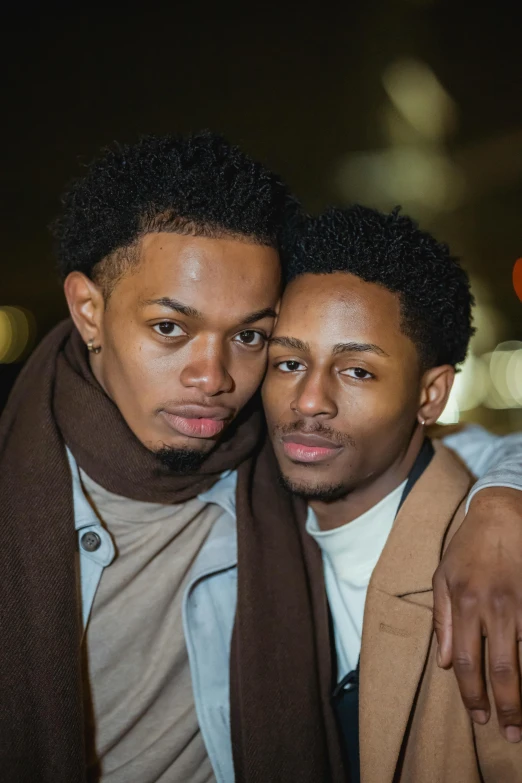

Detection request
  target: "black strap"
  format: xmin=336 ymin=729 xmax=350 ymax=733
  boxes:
xmin=331 ymin=438 xmax=434 ymax=783
xmin=332 ymin=663 xmax=361 ymax=783
xmin=396 ymin=438 xmax=435 ymax=515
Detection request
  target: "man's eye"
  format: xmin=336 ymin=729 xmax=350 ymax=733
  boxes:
xmin=234 ymin=330 xmax=265 ymax=347
xmin=152 ymin=322 xmax=185 ymax=337
xmin=276 ymin=360 xmax=304 ymax=373
xmin=342 ymin=367 xmax=374 ymax=380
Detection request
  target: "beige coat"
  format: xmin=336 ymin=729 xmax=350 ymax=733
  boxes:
xmin=359 ymin=442 xmax=522 ymax=783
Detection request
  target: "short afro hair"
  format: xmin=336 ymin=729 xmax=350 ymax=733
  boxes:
xmin=51 ymin=130 xmax=290 ymax=286
xmin=285 ymin=205 xmax=475 ymax=368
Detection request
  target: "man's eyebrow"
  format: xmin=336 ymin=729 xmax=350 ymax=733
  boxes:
xmin=139 ymin=298 xmax=202 ymax=319
xmin=332 ymin=342 xmax=389 ymax=357
xmin=139 ymin=300 xmax=276 ymax=325
xmin=269 ymin=336 xmax=311 ymax=353
xmin=240 ymin=308 xmax=278 ymax=325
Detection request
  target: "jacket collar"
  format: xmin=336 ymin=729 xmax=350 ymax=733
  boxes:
xmin=358 ymin=442 xmax=473 ymax=783
xmin=368 ymin=441 xmax=472 ymax=597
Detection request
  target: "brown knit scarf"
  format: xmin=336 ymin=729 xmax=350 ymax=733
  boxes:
xmin=0 ymin=319 xmax=344 ymax=783
xmin=232 ymin=440 xmax=346 ymax=783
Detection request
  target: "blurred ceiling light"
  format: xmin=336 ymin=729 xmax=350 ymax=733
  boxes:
xmin=336 ymin=146 xmax=466 ymax=212
xmin=483 ymin=342 xmax=522 ymax=409
xmin=382 ymin=105 xmax=424 ymax=147
xmin=0 ymin=306 xmax=35 ymax=363
xmin=382 ymin=58 xmax=458 ymax=141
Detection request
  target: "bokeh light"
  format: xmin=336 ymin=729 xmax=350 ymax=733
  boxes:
xmin=336 ymin=147 xmax=466 ymax=213
xmin=382 ymin=58 xmax=457 ymax=142
xmin=439 ymin=341 xmax=522 ymax=423
xmin=0 ymin=307 xmax=36 ymax=363
xmin=484 ymin=342 xmax=522 ymax=409
xmin=0 ymin=310 xmax=13 ymax=363
xmin=336 ymin=56 xmax=467 ymax=217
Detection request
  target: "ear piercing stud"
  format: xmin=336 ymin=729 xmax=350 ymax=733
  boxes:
xmin=87 ymin=339 xmax=102 ymax=354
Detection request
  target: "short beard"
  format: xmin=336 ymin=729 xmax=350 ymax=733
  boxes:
xmin=154 ymin=446 xmax=211 ymax=475
xmin=277 ymin=468 xmax=351 ymax=503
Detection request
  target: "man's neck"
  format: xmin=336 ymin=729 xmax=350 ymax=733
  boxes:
xmin=310 ymin=428 xmax=425 ymax=531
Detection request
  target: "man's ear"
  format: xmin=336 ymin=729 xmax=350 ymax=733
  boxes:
xmin=63 ymin=272 xmax=104 ymax=348
xmin=418 ymin=365 xmax=455 ymax=426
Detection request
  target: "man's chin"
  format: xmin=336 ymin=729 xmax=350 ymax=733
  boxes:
xmin=154 ymin=445 xmax=212 ymax=474
xmin=277 ymin=469 xmax=350 ymax=503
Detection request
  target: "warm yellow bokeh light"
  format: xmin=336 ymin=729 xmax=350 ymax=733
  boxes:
xmin=0 ymin=306 xmax=34 ymax=363
xmin=382 ymin=58 xmax=457 ymax=142
xmin=0 ymin=309 xmax=13 ymax=362
xmin=437 ymin=341 xmax=522 ymax=423
xmin=483 ymin=342 xmax=522 ymax=409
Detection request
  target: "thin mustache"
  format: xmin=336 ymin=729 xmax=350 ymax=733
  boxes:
xmin=274 ymin=421 xmax=356 ymax=448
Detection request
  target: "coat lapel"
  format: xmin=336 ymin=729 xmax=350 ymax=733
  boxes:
xmin=359 ymin=443 xmax=473 ymax=783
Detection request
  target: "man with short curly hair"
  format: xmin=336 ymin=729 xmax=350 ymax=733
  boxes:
xmin=1 ymin=133 xmax=522 ymax=783
xmin=1 ymin=131 xmax=287 ymax=783
xmin=261 ymin=205 xmax=522 ymax=782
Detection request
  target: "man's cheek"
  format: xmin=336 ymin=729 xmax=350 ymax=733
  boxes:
xmin=261 ymin=392 xmax=278 ymax=423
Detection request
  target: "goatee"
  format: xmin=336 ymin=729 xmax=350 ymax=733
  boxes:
xmin=154 ymin=446 xmax=211 ymax=475
xmin=277 ymin=468 xmax=351 ymax=503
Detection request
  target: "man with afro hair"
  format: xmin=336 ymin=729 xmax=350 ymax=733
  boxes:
xmin=261 ymin=205 xmax=522 ymax=782
xmin=1 ymin=131 xmax=287 ymax=783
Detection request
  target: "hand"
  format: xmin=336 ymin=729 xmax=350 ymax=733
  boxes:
xmin=433 ymin=486 xmax=522 ymax=743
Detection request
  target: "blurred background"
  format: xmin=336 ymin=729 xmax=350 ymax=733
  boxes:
xmin=1 ymin=2 xmax=521 ymax=430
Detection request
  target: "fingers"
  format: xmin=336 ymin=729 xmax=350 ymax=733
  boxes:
xmin=433 ymin=567 xmax=492 ymax=723
xmin=432 ymin=569 xmax=453 ymax=669
xmin=450 ymin=591 xmax=491 ymax=725
xmin=486 ymin=605 xmax=522 ymax=743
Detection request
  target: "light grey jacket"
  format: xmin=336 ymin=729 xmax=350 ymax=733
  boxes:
xmin=69 ymin=426 xmax=522 ymax=783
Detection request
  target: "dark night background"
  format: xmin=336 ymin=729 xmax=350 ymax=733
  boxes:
xmin=2 ymin=2 xmax=521 ymax=428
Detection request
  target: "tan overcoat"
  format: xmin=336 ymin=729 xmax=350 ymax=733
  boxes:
xmin=359 ymin=442 xmax=522 ymax=782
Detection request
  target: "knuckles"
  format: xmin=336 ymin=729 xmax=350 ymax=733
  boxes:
xmin=490 ymin=657 xmax=517 ymax=681
xmin=453 ymin=652 xmax=477 ymax=676
xmin=452 ymin=588 xmax=481 ymax=616
xmin=461 ymin=692 xmax=488 ymax=709
xmin=496 ymin=704 xmax=521 ymax=723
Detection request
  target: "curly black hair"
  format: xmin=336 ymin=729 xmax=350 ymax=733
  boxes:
xmin=51 ymin=130 xmax=290 ymax=286
xmin=285 ymin=205 xmax=475 ymax=368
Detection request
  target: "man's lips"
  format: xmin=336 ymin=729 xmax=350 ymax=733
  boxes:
xmin=161 ymin=405 xmax=233 ymax=439
xmin=281 ymin=433 xmax=343 ymax=464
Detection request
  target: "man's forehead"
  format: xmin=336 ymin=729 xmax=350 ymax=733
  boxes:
xmin=131 ymin=233 xmax=280 ymax=294
xmin=273 ymin=274 xmax=406 ymax=354
xmin=279 ymin=273 xmax=401 ymax=324
xmin=141 ymin=231 xmax=278 ymax=268
xmin=116 ymin=232 xmax=279 ymax=306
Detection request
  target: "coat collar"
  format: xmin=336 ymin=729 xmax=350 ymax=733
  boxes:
xmin=368 ymin=441 xmax=473 ymax=597
xmin=359 ymin=442 xmax=473 ymax=783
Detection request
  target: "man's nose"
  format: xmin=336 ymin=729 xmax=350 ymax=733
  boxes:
xmin=179 ymin=341 xmax=234 ymax=396
xmin=291 ymin=371 xmax=337 ymax=418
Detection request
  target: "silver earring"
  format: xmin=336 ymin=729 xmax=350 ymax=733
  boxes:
xmin=419 ymin=417 xmax=426 ymax=426
xmin=87 ymin=339 xmax=101 ymax=355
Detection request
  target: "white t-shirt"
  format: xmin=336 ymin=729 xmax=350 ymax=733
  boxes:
xmin=306 ymin=480 xmax=407 ymax=680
